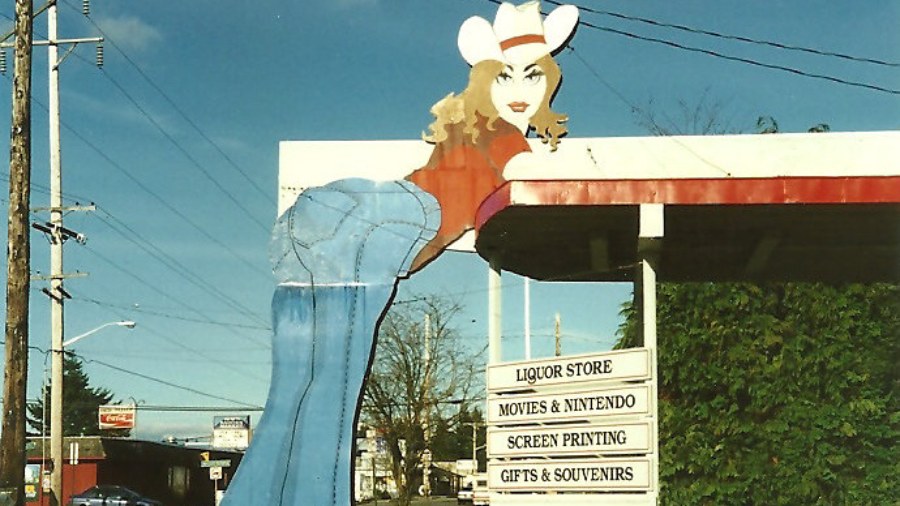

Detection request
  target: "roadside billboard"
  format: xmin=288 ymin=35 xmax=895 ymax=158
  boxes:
xmin=98 ymin=404 xmax=136 ymax=430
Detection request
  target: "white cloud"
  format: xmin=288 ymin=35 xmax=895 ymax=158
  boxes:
xmin=94 ymin=15 xmax=163 ymax=53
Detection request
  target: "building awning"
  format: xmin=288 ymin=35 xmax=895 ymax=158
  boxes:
xmin=475 ymin=176 xmax=900 ymax=282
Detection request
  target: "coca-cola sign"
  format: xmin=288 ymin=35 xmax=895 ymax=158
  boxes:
xmin=98 ymin=405 xmax=136 ymax=430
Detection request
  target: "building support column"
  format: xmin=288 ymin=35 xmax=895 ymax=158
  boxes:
xmin=488 ymin=259 xmax=502 ymax=365
xmin=636 ymin=203 xmax=663 ymax=503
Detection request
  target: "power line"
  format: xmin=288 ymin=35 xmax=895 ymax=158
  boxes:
xmin=113 ymin=322 xmax=270 ymax=383
xmin=89 ymin=65 xmax=272 ymax=233
xmin=72 ymin=350 xmax=269 ymax=364
xmin=482 ymin=0 xmax=899 ymax=96
xmin=91 ymin=206 xmax=270 ymax=327
xmin=574 ymin=17 xmax=900 ymax=96
xmin=7 ymin=69 xmax=274 ymax=280
xmin=135 ymin=405 xmax=264 ymax=412
xmin=46 ymin=5 xmax=270 ymax=234
xmin=72 ymin=295 xmax=270 ymax=331
xmin=52 ymin=287 xmax=271 ymax=385
xmin=0 ymin=167 xmax=92 ymax=204
xmin=59 ymin=0 xmax=273 ymax=204
xmin=1 ymin=29 xmax=272 ymax=281
xmin=58 ymin=108 xmax=272 ymax=278
xmin=545 ymin=0 xmax=900 ymax=68
xmin=559 ymin=47 xmax=734 ymax=176
xmin=75 ymin=245 xmax=271 ymax=348
xmin=73 ymin=352 xmax=263 ymax=408
xmin=4 ymin=341 xmax=262 ymax=409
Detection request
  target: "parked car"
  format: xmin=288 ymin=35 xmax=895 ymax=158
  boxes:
xmin=457 ymin=484 xmax=474 ymax=504
xmin=67 ymin=485 xmax=162 ymax=506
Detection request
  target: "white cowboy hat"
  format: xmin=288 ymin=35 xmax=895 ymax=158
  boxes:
xmin=458 ymin=1 xmax=579 ymax=66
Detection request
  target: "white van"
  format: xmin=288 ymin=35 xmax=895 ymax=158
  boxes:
xmin=472 ymin=475 xmax=489 ymax=506
xmin=458 ymin=473 xmax=489 ymax=505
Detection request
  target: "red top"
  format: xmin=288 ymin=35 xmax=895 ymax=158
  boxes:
xmin=407 ymin=117 xmax=529 ymax=267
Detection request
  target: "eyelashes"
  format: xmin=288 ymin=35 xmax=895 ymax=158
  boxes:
xmin=495 ymin=69 xmax=544 ymax=85
xmin=524 ymin=69 xmax=544 ymax=83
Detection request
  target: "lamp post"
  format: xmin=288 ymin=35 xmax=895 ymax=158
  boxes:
xmin=50 ymin=320 xmax=135 ymax=505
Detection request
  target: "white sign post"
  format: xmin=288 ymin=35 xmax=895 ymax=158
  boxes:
xmin=488 ymin=421 xmax=653 ymax=458
xmin=489 ymin=458 xmax=653 ymax=492
xmin=486 ymin=348 xmax=658 ymax=505
xmin=488 ymin=348 xmax=650 ymax=392
xmin=488 ymin=384 xmax=651 ymax=424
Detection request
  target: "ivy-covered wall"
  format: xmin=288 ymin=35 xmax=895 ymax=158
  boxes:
xmin=618 ymin=283 xmax=898 ymax=505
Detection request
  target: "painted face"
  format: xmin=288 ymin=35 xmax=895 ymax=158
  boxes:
xmin=490 ymin=62 xmax=548 ymax=133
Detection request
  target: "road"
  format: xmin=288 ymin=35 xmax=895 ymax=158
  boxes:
xmin=359 ymin=497 xmax=457 ymax=506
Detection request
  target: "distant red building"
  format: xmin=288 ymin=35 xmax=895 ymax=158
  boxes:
xmin=27 ymin=437 xmax=243 ymax=506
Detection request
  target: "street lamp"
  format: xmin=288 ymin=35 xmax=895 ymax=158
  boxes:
xmin=50 ymin=320 xmax=135 ymax=505
xmin=62 ymin=320 xmax=136 ymax=347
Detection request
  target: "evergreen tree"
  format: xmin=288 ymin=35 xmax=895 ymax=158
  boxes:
xmin=431 ymin=406 xmax=487 ymax=470
xmin=617 ymin=283 xmax=898 ymax=504
xmin=27 ymin=355 xmax=132 ymax=438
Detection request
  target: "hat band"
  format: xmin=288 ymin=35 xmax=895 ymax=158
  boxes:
xmin=500 ymin=34 xmax=546 ymax=51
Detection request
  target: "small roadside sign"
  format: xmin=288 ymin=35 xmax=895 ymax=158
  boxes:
xmin=213 ymin=415 xmax=251 ymax=450
xmin=98 ymin=404 xmax=136 ymax=430
xmin=209 ymin=467 xmax=223 ymax=480
xmin=200 ymin=459 xmax=232 ymax=468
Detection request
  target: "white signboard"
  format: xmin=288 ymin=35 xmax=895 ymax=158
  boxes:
xmin=489 ymin=458 xmax=652 ymax=492
xmin=213 ymin=416 xmax=251 ymax=450
xmin=488 ymin=385 xmax=651 ymax=424
xmin=488 ymin=348 xmax=651 ymax=392
xmin=456 ymin=459 xmax=476 ymax=475
xmin=98 ymin=404 xmax=136 ymax=430
xmin=488 ymin=422 xmax=652 ymax=458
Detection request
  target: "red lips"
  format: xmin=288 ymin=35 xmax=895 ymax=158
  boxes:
xmin=508 ymin=102 xmax=529 ymax=112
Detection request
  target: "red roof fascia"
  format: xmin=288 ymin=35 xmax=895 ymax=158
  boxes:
xmin=476 ymin=176 xmax=900 ymax=230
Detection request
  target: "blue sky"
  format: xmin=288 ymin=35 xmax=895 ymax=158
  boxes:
xmin=1 ymin=0 xmax=898 ymax=439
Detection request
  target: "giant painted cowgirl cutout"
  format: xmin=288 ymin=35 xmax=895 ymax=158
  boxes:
xmin=222 ymin=2 xmax=577 ymax=505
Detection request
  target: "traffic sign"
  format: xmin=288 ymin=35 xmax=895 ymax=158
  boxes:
xmin=209 ymin=467 xmax=223 ymax=480
xmin=200 ymin=459 xmax=232 ymax=468
xmin=488 ymin=348 xmax=650 ymax=392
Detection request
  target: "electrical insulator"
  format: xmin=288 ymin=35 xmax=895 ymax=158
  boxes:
xmin=95 ymin=44 xmax=104 ymax=68
xmin=82 ymin=0 xmax=90 ymax=16
xmin=0 ymin=50 xmax=6 ymax=75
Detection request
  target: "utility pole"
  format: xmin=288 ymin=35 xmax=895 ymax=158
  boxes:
xmin=47 ymin=4 xmax=66 ymax=503
xmin=1 ymin=2 xmax=102 ymax=504
xmin=554 ymin=312 xmax=561 ymax=357
xmin=524 ymin=278 xmax=531 ymax=360
xmin=421 ymin=313 xmax=432 ymax=498
xmin=462 ymin=421 xmax=480 ymax=469
xmin=45 ymin=0 xmax=102 ymax=497
xmin=0 ymin=1 xmax=34 ymax=504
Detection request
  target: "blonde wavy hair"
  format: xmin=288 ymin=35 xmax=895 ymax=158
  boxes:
xmin=424 ymin=55 xmax=567 ymax=150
